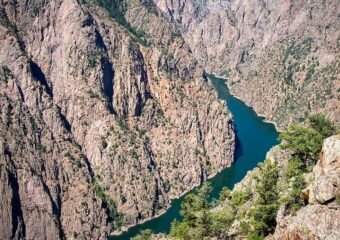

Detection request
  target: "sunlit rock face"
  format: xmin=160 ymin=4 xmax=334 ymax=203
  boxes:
xmin=153 ymin=0 xmax=339 ymax=128
xmin=0 ymin=0 xmax=234 ymax=239
xmin=270 ymin=135 xmax=340 ymax=240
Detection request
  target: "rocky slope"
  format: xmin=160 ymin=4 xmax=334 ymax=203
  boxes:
xmin=269 ymin=135 xmax=340 ymax=239
xmin=221 ymin=136 xmax=340 ymax=240
xmin=218 ymin=135 xmax=340 ymax=239
xmin=152 ymin=135 xmax=340 ymax=239
xmin=0 ymin=0 xmax=235 ymax=239
xmin=153 ymin=0 xmax=340 ymax=128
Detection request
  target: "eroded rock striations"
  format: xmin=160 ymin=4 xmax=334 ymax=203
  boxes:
xmin=0 ymin=0 xmax=234 ymax=239
xmin=153 ymin=0 xmax=340 ymax=128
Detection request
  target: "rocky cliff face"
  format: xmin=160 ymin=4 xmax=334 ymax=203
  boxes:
xmin=149 ymin=135 xmax=340 ymax=239
xmin=270 ymin=135 xmax=340 ymax=239
xmin=0 ymin=0 xmax=234 ymax=239
xmin=217 ymin=135 xmax=340 ymax=240
xmin=153 ymin=0 xmax=339 ymax=128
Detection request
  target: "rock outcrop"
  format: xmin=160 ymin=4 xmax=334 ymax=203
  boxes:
xmin=153 ymin=0 xmax=340 ymax=128
xmin=0 ymin=0 xmax=234 ymax=239
xmin=213 ymin=135 xmax=340 ymax=240
xmin=150 ymin=135 xmax=340 ymax=239
xmin=212 ymin=135 xmax=340 ymax=239
xmin=270 ymin=135 xmax=340 ymax=240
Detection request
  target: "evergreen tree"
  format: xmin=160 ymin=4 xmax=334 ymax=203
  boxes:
xmin=308 ymin=113 xmax=337 ymax=138
xmin=132 ymin=229 xmax=153 ymax=240
xmin=279 ymin=124 xmax=323 ymax=163
xmin=171 ymin=183 xmax=212 ymax=239
xmin=248 ymin=160 xmax=279 ymax=238
xmin=280 ymin=114 xmax=336 ymax=163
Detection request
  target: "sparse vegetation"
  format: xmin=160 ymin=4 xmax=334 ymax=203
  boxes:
xmin=36 ymin=143 xmax=47 ymax=153
xmin=281 ymin=38 xmax=312 ymax=64
xmin=0 ymin=12 xmax=25 ymax=52
xmin=87 ymin=89 xmax=101 ymax=99
xmin=64 ymin=151 xmax=75 ymax=160
xmin=163 ymin=114 xmax=336 ymax=240
xmin=0 ymin=66 xmax=11 ymax=82
xmin=91 ymin=0 xmax=150 ymax=46
xmin=117 ymin=117 xmax=128 ymax=129
xmin=93 ymin=179 xmax=119 ymax=221
xmin=30 ymin=2 xmax=44 ymax=17
xmin=132 ymin=229 xmax=153 ymax=240
xmin=89 ymin=48 xmax=102 ymax=67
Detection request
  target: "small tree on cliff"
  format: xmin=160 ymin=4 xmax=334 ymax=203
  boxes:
xmin=308 ymin=113 xmax=337 ymax=138
xmin=248 ymin=160 xmax=279 ymax=239
xmin=132 ymin=229 xmax=153 ymax=240
xmin=171 ymin=183 xmax=212 ymax=239
xmin=279 ymin=125 xmax=323 ymax=163
xmin=279 ymin=114 xmax=336 ymax=164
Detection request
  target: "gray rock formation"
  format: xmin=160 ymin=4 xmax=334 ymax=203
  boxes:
xmin=153 ymin=0 xmax=340 ymax=128
xmin=270 ymin=135 xmax=340 ymax=240
xmin=0 ymin=0 xmax=234 ymax=239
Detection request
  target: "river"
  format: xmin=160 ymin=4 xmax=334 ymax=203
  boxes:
xmin=110 ymin=75 xmax=279 ymax=239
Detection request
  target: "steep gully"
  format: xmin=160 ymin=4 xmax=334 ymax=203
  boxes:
xmin=110 ymin=75 xmax=279 ymax=239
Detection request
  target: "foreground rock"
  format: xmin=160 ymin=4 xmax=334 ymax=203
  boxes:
xmin=270 ymin=135 xmax=340 ymax=239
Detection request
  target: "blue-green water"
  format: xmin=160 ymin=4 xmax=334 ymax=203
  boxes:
xmin=110 ymin=75 xmax=279 ymax=240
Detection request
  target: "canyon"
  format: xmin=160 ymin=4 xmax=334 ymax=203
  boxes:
xmin=150 ymin=134 xmax=340 ymax=240
xmin=153 ymin=0 xmax=339 ymax=128
xmin=0 ymin=1 xmax=235 ymax=239
xmin=0 ymin=0 xmax=339 ymax=239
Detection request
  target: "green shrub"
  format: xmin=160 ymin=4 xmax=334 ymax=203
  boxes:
xmin=88 ymin=89 xmax=101 ymax=99
xmin=219 ymin=187 xmax=231 ymax=202
xmin=64 ymin=151 xmax=75 ymax=160
xmin=117 ymin=117 xmax=128 ymax=129
xmin=255 ymin=161 xmax=279 ymax=204
xmin=171 ymin=183 xmax=213 ymax=239
xmin=249 ymin=204 xmax=278 ymax=237
xmin=230 ymin=190 xmax=251 ymax=208
xmin=280 ymin=114 xmax=336 ymax=164
xmin=280 ymin=125 xmax=323 ymax=163
xmin=246 ymin=160 xmax=279 ymax=237
xmin=280 ymin=174 xmax=306 ymax=213
xmin=305 ymin=63 xmax=315 ymax=81
xmin=89 ymin=51 xmax=101 ymax=67
xmin=0 ymin=66 xmax=11 ymax=82
xmin=210 ymin=209 xmax=234 ymax=237
xmin=247 ymin=231 xmax=264 ymax=240
xmin=94 ymin=0 xmax=149 ymax=46
xmin=170 ymin=220 xmax=191 ymax=239
xmin=30 ymin=2 xmax=43 ymax=17
xmin=132 ymin=229 xmax=153 ymax=240
xmin=308 ymin=114 xmax=336 ymax=138
xmin=93 ymin=181 xmax=118 ymax=220
xmin=36 ymin=143 xmax=47 ymax=153
xmin=95 ymin=0 xmax=127 ymax=25
xmin=285 ymin=157 xmax=306 ymax=179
